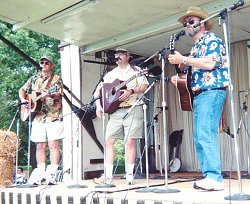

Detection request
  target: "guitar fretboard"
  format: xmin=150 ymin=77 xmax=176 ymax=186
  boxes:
xmin=115 ymin=73 xmax=139 ymax=92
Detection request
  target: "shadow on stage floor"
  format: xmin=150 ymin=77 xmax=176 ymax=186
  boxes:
xmin=1 ymin=172 xmax=250 ymax=204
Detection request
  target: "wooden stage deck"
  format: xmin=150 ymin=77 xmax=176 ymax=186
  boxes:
xmin=0 ymin=172 xmax=250 ymax=204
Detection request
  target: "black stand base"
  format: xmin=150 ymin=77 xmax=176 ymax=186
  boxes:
xmin=95 ymin=183 xmax=116 ymax=188
xmin=67 ymin=184 xmax=88 ymax=188
xmin=17 ymin=184 xmax=38 ymax=188
xmin=225 ymin=193 xmax=250 ymax=200
xmin=6 ymin=184 xmax=21 ymax=188
xmin=241 ymin=173 xmax=250 ymax=179
xmin=154 ymin=188 xmax=180 ymax=193
xmin=135 ymin=187 xmax=156 ymax=193
xmin=134 ymin=173 xmax=146 ymax=179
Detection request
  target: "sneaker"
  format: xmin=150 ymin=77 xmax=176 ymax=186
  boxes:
xmin=93 ymin=174 xmax=113 ymax=185
xmin=193 ymin=178 xmax=224 ymax=191
xmin=125 ymin=173 xmax=134 ymax=185
xmin=28 ymin=168 xmax=46 ymax=185
xmin=46 ymin=165 xmax=60 ymax=185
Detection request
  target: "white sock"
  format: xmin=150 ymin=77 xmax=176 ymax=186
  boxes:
xmin=105 ymin=164 xmax=113 ymax=178
xmin=126 ymin=163 xmax=134 ymax=175
xmin=47 ymin=164 xmax=59 ymax=172
xmin=37 ymin=163 xmax=46 ymax=172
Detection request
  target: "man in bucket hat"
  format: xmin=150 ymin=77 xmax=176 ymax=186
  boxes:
xmin=168 ymin=7 xmax=229 ymax=191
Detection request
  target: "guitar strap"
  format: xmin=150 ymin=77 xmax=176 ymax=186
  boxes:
xmin=40 ymin=73 xmax=55 ymax=112
xmin=44 ymin=73 xmax=54 ymax=90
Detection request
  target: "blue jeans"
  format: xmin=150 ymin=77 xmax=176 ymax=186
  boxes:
xmin=193 ymin=89 xmax=226 ymax=182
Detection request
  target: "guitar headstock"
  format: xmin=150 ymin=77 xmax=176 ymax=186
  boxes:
xmin=169 ymin=35 xmax=175 ymax=55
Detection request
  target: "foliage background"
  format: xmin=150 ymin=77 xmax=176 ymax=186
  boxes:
xmin=0 ymin=21 xmax=61 ymax=167
xmin=0 ymin=21 xmax=126 ymax=174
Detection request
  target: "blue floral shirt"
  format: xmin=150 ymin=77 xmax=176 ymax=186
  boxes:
xmin=190 ymin=31 xmax=229 ymax=91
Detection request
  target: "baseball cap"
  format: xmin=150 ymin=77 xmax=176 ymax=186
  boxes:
xmin=40 ymin=56 xmax=54 ymax=63
xmin=115 ymin=47 xmax=130 ymax=55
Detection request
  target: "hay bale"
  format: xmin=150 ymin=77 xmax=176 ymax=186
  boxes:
xmin=0 ymin=130 xmax=18 ymax=187
xmin=0 ymin=156 xmax=14 ymax=187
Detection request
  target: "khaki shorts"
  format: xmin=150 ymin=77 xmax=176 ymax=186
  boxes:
xmin=30 ymin=120 xmax=64 ymax=142
xmin=105 ymin=105 xmax=143 ymax=141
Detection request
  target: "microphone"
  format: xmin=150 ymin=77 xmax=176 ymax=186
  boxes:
xmin=229 ymin=0 xmax=244 ymax=11
xmin=87 ymin=96 xmax=101 ymax=105
xmin=115 ymin=57 xmax=121 ymax=61
xmin=147 ymin=75 xmax=169 ymax=82
xmin=174 ymin=30 xmax=186 ymax=41
xmin=13 ymin=101 xmax=29 ymax=107
xmin=239 ymin=89 xmax=250 ymax=92
xmin=193 ymin=22 xmax=201 ymax=28
xmin=157 ymin=106 xmax=168 ymax=111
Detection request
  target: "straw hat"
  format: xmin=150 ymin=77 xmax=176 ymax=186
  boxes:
xmin=178 ymin=6 xmax=213 ymax=30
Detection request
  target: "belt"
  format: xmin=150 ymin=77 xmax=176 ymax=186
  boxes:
xmin=193 ymin=87 xmax=226 ymax=97
xmin=117 ymin=105 xmax=132 ymax=109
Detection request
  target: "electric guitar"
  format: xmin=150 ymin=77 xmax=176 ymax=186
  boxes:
xmin=20 ymin=86 xmax=58 ymax=121
xmin=169 ymin=35 xmax=193 ymax=111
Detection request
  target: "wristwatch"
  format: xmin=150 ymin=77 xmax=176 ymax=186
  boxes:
xmin=182 ymin=57 xmax=188 ymax=65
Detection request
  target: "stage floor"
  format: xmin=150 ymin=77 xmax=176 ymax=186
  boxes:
xmin=1 ymin=172 xmax=250 ymax=204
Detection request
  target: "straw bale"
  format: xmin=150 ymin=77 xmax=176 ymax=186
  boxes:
xmin=0 ymin=130 xmax=18 ymax=187
xmin=0 ymin=129 xmax=18 ymax=157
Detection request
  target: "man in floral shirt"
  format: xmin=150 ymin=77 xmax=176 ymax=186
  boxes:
xmin=168 ymin=7 xmax=229 ymax=191
xmin=19 ymin=56 xmax=64 ymax=185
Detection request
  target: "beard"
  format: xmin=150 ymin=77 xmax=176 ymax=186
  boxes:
xmin=186 ymin=26 xmax=200 ymax=37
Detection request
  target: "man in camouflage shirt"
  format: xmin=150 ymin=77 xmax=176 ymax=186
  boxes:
xmin=19 ymin=56 xmax=64 ymax=185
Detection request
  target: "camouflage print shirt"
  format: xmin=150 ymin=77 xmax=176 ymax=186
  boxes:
xmin=21 ymin=72 xmax=63 ymax=122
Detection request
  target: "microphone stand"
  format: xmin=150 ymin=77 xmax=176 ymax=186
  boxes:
xmin=5 ymin=108 xmax=20 ymax=187
xmin=153 ymin=49 xmax=180 ymax=194
xmin=95 ymin=78 xmax=115 ymax=189
xmin=240 ymin=93 xmax=250 ymax=179
xmin=67 ymin=116 xmax=88 ymax=189
xmin=220 ymin=4 xmax=249 ymax=201
xmin=129 ymin=79 xmax=158 ymax=193
xmin=27 ymin=85 xmax=33 ymax=179
xmin=125 ymin=38 xmax=180 ymax=193
xmin=197 ymin=1 xmax=250 ymax=200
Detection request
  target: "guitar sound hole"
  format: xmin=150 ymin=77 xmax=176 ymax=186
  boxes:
xmin=111 ymin=88 xmax=116 ymax=95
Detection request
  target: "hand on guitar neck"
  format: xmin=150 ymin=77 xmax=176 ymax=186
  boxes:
xmin=168 ymin=38 xmax=193 ymax=111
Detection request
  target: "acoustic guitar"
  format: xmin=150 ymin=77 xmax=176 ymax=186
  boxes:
xmin=101 ymin=66 xmax=161 ymax=114
xmin=169 ymin=35 xmax=193 ymax=111
xmin=20 ymin=86 xmax=58 ymax=121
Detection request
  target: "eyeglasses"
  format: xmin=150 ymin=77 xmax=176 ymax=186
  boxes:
xmin=40 ymin=61 xmax=50 ymax=65
xmin=183 ymin=19 xmax=195 ymax=27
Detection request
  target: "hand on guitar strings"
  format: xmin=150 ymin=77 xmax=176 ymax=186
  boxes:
xmin=119 ymin=89 xmax=133 ymax=102
xmin=170 ymin=74 xmax=187 ymax=87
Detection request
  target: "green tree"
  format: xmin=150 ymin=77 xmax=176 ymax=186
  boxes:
xmin=0 ymin=21 xmax=61 ymax=166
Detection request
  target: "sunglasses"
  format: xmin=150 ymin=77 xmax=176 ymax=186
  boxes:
xmin=183 ymin=19 xmax=195 ymax=27
xmin=40 ymin=61 xmax=50 ymax=65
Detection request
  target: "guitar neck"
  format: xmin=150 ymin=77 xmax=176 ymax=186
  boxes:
xmin=115 ymin=73 xmax=139 ymax=92
xmin=32 ymin=94 xmax=43 ymax=103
